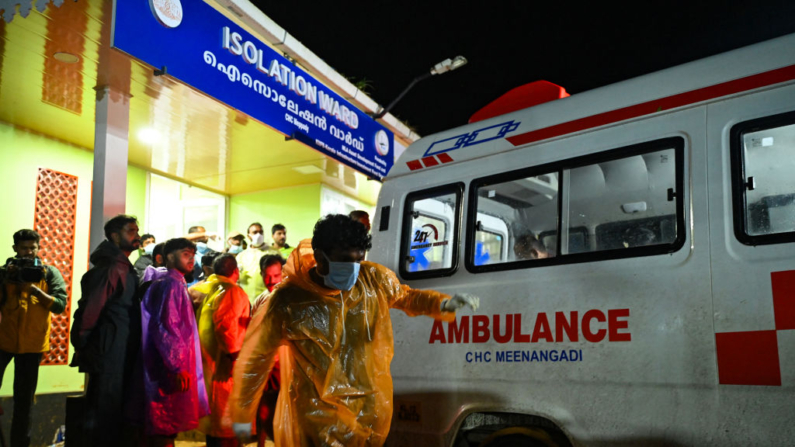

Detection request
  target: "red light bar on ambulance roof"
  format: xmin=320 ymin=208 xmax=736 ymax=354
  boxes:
xmin=469 ymin=80 xmax=569 ymax=124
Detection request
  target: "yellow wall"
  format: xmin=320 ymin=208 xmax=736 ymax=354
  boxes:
xmin=229 ymin=184 xmax=322 ymax=246
xmin=0 ymin=122 xmax=147 ymax=395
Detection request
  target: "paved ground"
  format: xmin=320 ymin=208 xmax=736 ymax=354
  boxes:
xmin=176 ymin=442 xmax=273 ymax=447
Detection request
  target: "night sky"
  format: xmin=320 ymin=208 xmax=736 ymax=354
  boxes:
xmin=254 ymin=1 xmax=795 ymax=136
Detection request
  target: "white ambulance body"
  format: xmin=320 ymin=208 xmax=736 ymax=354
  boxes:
xmin=371 ymin=33 xmax=795 ymax=446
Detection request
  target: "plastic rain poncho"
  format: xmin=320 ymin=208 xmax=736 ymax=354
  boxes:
xmin=141 ymin=268 xmax=209 ymax=436
xmin=141 ymin=265 xmax=168 ymax=284
xmin=191 ymin=274 xmax=251 ymax=437
xmin=230 ymin=239 xmax=455 ymax=447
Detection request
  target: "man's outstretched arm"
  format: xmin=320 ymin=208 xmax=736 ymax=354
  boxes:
xmin=374 ymin=264 xmax=478 ymax=320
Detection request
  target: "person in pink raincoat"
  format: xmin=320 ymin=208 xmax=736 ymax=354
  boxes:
xmin=141 ymin=238 xmax=209 ymax=447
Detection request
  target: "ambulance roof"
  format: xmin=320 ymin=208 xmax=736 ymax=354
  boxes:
xmin=387 ymin=32 xmax=795 ymax=178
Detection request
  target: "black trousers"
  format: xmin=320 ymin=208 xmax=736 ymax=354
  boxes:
xmin=84 ymin=372 xmax=125 ymax=447
xmin=0 ymin=350 xmax=43 ymax=447
xmin=206 ymin=435 xmax=240 ymax=447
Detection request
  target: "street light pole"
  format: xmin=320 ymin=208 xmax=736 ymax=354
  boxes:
xmin=372 ymin=56 xmax=467 ymax=120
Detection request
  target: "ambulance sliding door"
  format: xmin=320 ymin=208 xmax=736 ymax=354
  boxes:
xmin=705 ymin=81 xmax=795 ymax=443
xmin=388 ymin=106 xmax=715 ymax=445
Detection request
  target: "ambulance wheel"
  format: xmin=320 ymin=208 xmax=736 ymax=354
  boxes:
xmin=478 ymin=426 xmax=558 ymax=447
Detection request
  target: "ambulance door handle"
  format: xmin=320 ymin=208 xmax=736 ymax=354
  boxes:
xmin=476 ymin=221 xmax=483 ymax=231
xmin=745 ymin=176 xmax=756 ymax=191
xmin=410 ymin=211 xmax=420 ymax=219
xmin=667 ymin=188 xmax=676 ymax=202
xmin=406 ymin=256 xmax=415 ymax=263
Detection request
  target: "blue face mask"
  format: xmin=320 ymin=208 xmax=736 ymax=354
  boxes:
xmin=228 ymin=245 xmax=243 ymax=254
xmin=320 ymin=252 xmax=360 ymax=291
xmin=144 ymin=243 xmax=155 ymax=256
xmin=196 ymin=242 xmax=209 ymax=254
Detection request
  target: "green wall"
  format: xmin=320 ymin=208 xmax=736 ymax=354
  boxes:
xmin=0 ymin=122 xmax=147 ymax=395
xmin=229 ymin=183 xmax=322 ymax=246
xmin=126 ymin=165 xmax=148 ymax=227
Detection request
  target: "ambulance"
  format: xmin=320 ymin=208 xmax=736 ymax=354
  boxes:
xmin=370 ymin=32 xmax=795 ymax=446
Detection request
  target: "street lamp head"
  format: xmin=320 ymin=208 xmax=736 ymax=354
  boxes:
xmin=451 ymin=55 xmax=468 ymax=70
xmin=430 ymin=55 xmax=468 ymax=75
xmin=372 ymin=55 xmax=469 ymax=120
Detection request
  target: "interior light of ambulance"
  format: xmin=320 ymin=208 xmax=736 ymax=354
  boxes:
xmin=621 ymin=201 xmax=647 ymax=214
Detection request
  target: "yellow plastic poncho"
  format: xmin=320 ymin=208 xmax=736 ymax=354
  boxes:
xmin=192 ymin=274 xmax=251 ymax=438
xmin=237 ymin=246 xmax=279 ymax=302
xmin=230 ymin=239 xmax=455 ymax=447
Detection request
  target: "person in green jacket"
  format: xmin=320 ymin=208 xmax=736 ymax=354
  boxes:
xmin=237 ymin=223 xmax=278 ymax=302
xmin=269 ymin=223 xmax=294 ymax=259
xmin=0 ymin=229 xmax=67 ymax=447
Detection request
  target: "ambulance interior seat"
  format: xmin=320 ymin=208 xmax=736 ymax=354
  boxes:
xmin=747 ymin=193 xmax=795 ymax=235
xmin=594 ymin=215 xmax=676 ymax=250
xmin=539 ymin=227 xmax=588 ymax=255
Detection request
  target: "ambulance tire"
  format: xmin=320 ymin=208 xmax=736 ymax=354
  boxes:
xmin=478 ymin=426 xmax=559 ymax=447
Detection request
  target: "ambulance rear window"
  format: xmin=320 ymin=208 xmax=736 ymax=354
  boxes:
xmin=466 ymin=137 xmax=685 ymax=272
xmin=731 ymin=110 xmax=795 ymax=245
xmin=399 ymin=183 xmax=463 ymax=279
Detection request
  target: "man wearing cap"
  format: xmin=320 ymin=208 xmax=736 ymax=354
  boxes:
xmin=226 ymin=232 xmax=246 ymax=256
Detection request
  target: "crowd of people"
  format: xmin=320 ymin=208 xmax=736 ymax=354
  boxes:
xmin=0 ymin=210 xmax=478 ymax=447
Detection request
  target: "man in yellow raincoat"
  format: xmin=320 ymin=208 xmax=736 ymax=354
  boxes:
xmin=230 ymin=214 xmax=479 ymax=446
xmin=192 ymin=254 xmax=251 ymax=446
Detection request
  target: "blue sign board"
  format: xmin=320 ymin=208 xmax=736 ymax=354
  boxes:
xmin=112 ymin=0 xmax=394 ymax=180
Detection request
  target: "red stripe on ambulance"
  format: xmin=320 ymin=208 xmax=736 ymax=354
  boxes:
xmin=406 ymin=153 xmax=455 ymax=171
xmin=429 ymin=309 xmax=631 ymax=344
xmin=506 ymin=64 xmax=795 ymax=147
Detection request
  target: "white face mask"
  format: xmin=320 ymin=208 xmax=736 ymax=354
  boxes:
xmin=250 ymin=233 xmax=264 ymax=247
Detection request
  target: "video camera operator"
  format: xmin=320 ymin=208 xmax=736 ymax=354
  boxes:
xmin=0 ymin=229 xmax=67 ymax=447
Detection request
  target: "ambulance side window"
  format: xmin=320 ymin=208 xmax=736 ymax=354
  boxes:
xmin=468 ymin=171 xmax=560 ymax=268
xmin=400 ymin=184 xmax=463 ymax=279
xmin=466 ymin=137 xmax=685 ymax=272
xmin=566 ymin=147 xmax=679 ymax=253
xmin=731 ymin=111 xmax=795 ymax=245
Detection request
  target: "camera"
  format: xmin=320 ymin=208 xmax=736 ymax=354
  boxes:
xmin=0 ymin=257 xmax=46 ymax=283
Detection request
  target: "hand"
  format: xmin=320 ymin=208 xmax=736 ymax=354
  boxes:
xmin=28 ymin=284 xmax=43 ymax=298
xmin=441 ymin=293 xmax=480 ymax=312
xmin=207 ymin=232 xmax=219 ymax=241
xmin=172 ymin=371 xmax=191 ymax=392
xmin=27 ymin=285 xmax=55 ymax=309
xmin=233 ymin=422 xmax=252 ymax=439
xmin=28 ymin=284 xmax=44 ymax=298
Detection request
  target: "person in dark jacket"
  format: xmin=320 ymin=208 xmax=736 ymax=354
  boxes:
xmin=133 ymin=234 xmax=156 ymax=280
xmin=136 ymin=242 xmax=166 ymax=284
xmin=71 ymin=214 xmax=141 ymax=447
